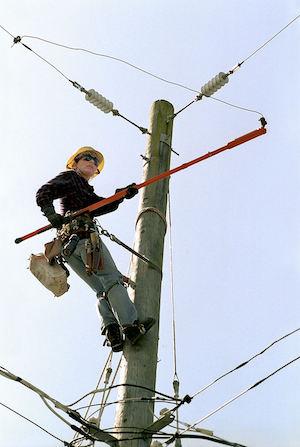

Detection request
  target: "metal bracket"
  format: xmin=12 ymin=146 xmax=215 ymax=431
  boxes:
xmin=142 ymin=412 xmax=175 ymax=438
xmin=83 ymin=424 xmax=119 ymax=445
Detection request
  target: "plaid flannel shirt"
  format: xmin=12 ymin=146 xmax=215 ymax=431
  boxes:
xmin=36 ymin=170 xmax=122 ymax=216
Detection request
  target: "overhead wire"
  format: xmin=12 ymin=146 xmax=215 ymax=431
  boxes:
xmin=100 ymin=431 xmax=246 ymax=446
xmin=67 ymin=383 xmax=179 ymax=407
xmin=191 ymin=326 xmax=300 ymax=399
xmin=15 ymin=13 xmax=300 ymax=95
xmin=0 ymin=365 xmax=111 ymax=444
xmin=76 ymin=397 xmax=175 ymax=412
xmin=172 ymin=14 xmax=300 ymax=119
xmin=170 ymin=355 xmax=300 ymax=442
xmin=207 ymin=97 xmax=264 ymax=117
xmin=0 ymin=400 xmax=70 ymax=445
xmin=241 ymin=13 xmax=300 ymax=64
xmin=1 ymin=13 xmax=299 ymax=445
xmin=0 ymin=13 xmax=298 ymax=138
xmin=19 ymin=33 xmax=200 ymax=93
xmin=0 ymin=25 xmax=150 ymax=135
xmin=0 ymin=14 xmax=297 ymax=125
xmin=0 ymin=23 xmax=14 ymax=38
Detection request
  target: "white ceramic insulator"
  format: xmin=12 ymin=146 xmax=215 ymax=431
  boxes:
xmin=85 ymin=89 xmax=114 ymax=113
xmin=201 ymin=72 xmax=229 ymax=96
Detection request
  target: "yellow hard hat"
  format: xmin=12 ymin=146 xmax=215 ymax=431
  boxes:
xmin=66 ymin=146 xmax=104 ymax=177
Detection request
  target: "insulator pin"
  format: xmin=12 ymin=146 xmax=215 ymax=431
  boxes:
xmin=201 ymin=72 xmax=229 ymax=97
xmin=85 ymin=89 xmax=114 ymax=113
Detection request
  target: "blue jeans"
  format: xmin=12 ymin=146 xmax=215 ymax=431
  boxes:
xmin=63 ymin=238 xmax=137 ymax=332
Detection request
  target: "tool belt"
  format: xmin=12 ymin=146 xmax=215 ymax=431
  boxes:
xmin=58 ymin=212 xmax=103 ymax=275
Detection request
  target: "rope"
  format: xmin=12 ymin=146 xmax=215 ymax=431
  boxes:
xmin=167 ymin=192 xmax=181 ymax=438
xmin=136 ymin=207 xmax=168 ymax=232
xmin=167 ymin=194 xmax=178 ymax=379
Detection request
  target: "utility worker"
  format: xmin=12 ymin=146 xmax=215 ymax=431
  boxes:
xmin=36 ymin=146 xmax=155 ymax=352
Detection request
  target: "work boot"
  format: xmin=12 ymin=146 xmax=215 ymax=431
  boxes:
xmin=105 ymin=323 xmax=124 ymax=352
xmin=123 ymin=318 xmax=156 ymax=345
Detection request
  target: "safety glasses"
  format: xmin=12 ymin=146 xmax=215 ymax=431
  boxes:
xmin=75 ymin=154 xmax=99 ymax=166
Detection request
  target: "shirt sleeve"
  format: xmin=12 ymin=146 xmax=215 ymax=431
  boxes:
xmin=36 ymin=171 xmax=74 ymax=209
xmin=90 ymin=191 xmax=124 ymax=217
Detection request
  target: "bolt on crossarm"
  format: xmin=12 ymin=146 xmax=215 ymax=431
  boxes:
xmin=114 ymin=100 xmax=174 ymax=447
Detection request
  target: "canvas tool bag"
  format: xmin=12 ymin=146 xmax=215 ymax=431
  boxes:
xmin=29 ymin=239 xmax=69 ymax=297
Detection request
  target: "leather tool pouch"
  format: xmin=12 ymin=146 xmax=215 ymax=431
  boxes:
xmin=44 ymin=238 xmax=63 ymax=263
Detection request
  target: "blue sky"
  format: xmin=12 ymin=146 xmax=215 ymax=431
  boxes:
xmin=0 ymin=1 xmax=299 ymax=446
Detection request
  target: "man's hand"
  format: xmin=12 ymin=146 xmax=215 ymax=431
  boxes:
xmin=124 ymin=183 xmax=138 ymax=199
xmin=115 ymin=183 xmax=138 ymax=200
xmin=41 ymin=206 xmax=65 ymax=229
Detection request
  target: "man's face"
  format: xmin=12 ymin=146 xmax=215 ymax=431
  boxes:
xmin=74 ymin=153 xmax=99 ymax=179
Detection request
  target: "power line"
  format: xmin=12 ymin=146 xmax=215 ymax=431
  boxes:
xmin=2 ymin=14 xmax=298 ymax=123
xmin=0 ymin=23 xmax=14 ymax=38
xmin=191 ymin=327 xmax=300 ymax=399
xmin=171 ymin=355 xmax=300 ymax=442
xmin=17 ymin=13 xmax=300 ymax=94
xmin=20 ymin=34 xmax=199 ymax=93
xmin=67 ymin=383 xmax=180 ymax=407
xmin=0 ymin=400 xmax=70 ymax=445
xmin=241 ymin=14 xmax=300 ymax=64
xmin=207 ymin=96 xmax=264 ymax=117
xmin=0 ymin=25 xmax=150 ymax=135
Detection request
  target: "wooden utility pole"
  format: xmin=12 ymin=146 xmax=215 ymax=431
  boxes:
xmin=114 ymin=100 xmax=174 ymax=446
